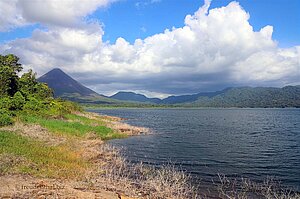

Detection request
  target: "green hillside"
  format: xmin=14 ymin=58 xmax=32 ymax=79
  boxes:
xmin=188 ymin=86 xmax=300 ymax=108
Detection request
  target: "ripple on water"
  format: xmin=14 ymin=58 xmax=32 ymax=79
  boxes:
xmin=91 ymin=108 xmax=300 ymax=191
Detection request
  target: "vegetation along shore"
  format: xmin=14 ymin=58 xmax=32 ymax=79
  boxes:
xmin=0 ymin=54 xmax=198 ymax=198
xmin=1 ymin=54 xmax=300 ymax=198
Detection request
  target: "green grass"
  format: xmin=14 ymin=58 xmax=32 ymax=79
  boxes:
xmin=0 ymin=130 xmax=87 ymax=178
xmin=65 ymin=113 xmax=106 ymax=126
xmin=21 ymin=115 xmax=126 ymax=140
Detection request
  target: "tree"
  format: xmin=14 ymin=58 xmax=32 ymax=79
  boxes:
xmin=19 ymin=69 xmax=53 ymax=99
xmin=0 ymin=54 xmax=22 ymax=96
xmin=33 ymin=82 xmax=54 ymax=99
xmin=11 ymin=91 xmax=25 ymax=110
xmin=19 ymin=69 xmax=38 ymax=98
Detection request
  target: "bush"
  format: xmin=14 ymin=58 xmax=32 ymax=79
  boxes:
xmin=0 ymin=109 xmax=13 ymax=126
xmin=0 ymin=97 xmax=11 ymax=110
xmin=42 ymin=100 xmax=82 ymax=118
xmin=59 ymin=100 xmax=82 ymax=113
xmin=11 ymin=91 xmax=25 ymax=110
xmin=22 ymin=97 xmax=44 ymax=112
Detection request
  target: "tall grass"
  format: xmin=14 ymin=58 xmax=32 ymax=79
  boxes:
xmin=0 ymin=130 xmax=87 ymax=179
xmin=216 ymin=174 xmax=300 ymax=199
xmin=87 ymin=145 xmax=199 ymax=198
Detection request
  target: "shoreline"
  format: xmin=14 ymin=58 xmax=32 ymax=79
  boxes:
xmin=84 ymin=104 xmax=300 ymax=109
xmin=0 ymin=111 xmax=196 ymax=198
xmin=0 ymin=111 xmax=146 ymax=198
xmin=80 ymin=109 xmax=300 ymax=198
xmin=1 ymin=110 xmax=299 ymax=198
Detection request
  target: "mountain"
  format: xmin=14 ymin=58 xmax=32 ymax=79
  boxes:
xmin=109 ymin=90 xmax=228 ymax=104
xmin=38 ymin=68 xmax=300 ymax=107
xmin=189 ymin=86 xmax=300 ymax=108
xmin=162 ymin=90 xmax=226 ymax=104
xmin=38 ymin=68 xmax=120 ymax=104
xmin=110 ymin=91 xmax=161 ymax=104
xmin=38 ymin=68 xmax=97 ymax=97
xmin=111 ymin=86 xmax=300 ymax=108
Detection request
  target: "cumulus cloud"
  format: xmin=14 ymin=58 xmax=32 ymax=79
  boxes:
xmin=0 ymin=0 xmax=114 ymax=31
xmin=0 ymin=0 xmax=28 ymax=31
xmin=1 ymin=0 xmax=299 ymax=97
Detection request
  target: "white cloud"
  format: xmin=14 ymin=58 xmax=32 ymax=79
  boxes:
xmin=1 ymin=0 xmax=299 ymax=96
xmin=0 ymin=0 xmax=28 ymax=31
xmin=0 ymin=0 xmax=114 ymax=31
xmin=1 ymin=23 xmax=103 ymax=74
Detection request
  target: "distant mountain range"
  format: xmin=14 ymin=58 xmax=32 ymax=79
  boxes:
xmin=38 ymin=68 xmax=300 ymax=108
xmin=110 ymin=91 xmax=161 ymax=104
xmin=110 ymin=87 xmax=300 ymax=107
xmin=109 ymin=90 xmax=226 ymax=104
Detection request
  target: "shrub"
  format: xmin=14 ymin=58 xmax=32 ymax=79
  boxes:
xmin=0 ymin=109 xmax=13 ymax=126
xmin=11 ymin=91 xmax=25 ymax=110
xmin=60 ymin=100 xmax=82 ymax=113
xmin=0 ymin=97 xmax=11 ymax=110
xmin=40 ymin=100 xmax=82 ymax=118
xmin=22 ymin=97 xmax=44 ymax=112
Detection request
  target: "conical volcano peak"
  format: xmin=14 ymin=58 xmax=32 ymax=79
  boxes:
xmin=38 ymin=68 xmax=97 ymax=97
xmin=49 ymin=68 xmax=64 ymax=73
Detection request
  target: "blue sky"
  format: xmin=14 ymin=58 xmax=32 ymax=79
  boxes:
xmin=0 ymin=0 xmax=299 ymax=97
xmin=73 ymin=0 xmax=300 ymax=47
xmin=1 ymin=0 xmax=299 ymax=47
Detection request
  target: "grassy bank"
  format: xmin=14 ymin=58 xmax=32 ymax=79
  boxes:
xmin=0 ymin=106 xmax=198 ymax=198
xmin=20 ymin=114 xmax=125 ymax=140
xmin=0 ymin=106 xmax=126 ymax=179
xmin=0 ymin=130 xmax=88 ymax=179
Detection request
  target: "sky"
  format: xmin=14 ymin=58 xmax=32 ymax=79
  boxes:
xmin=0 ymin=0 xmax=299 ymax=98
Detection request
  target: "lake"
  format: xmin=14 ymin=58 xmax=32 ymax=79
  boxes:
xmin=89 ymin=108 xmax=300 ymax=191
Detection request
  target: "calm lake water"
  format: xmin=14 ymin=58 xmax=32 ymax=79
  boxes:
xmin=90 ymin=108 xmax=300 ymax=191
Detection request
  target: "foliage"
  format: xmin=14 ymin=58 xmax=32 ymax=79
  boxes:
xmin=22 ymin=97 xmax=45 ymax=112
xmin=0 ymin=97 xmax=11 ymax=110
xmin=0 ymin=109 xmax=13 ymax=127
xmin=11 ymin=91 xmax=25 ymax=111
xmin=0 ymin=53 xmax=83 ymax=125
xmin=33 ymin=82 xmax=54 ymax=99
xmin=0 ymin=54 xmax=56 ymax=112
xmin=19 ymin=69 xmax=53 ymax=99
xmin=19 ymin=69 xmax=37 ymax=97
xmin=190 ymin=86 xmax=300 ymax=108
xmin=0 ymin=54 xmax=22 ymax=96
